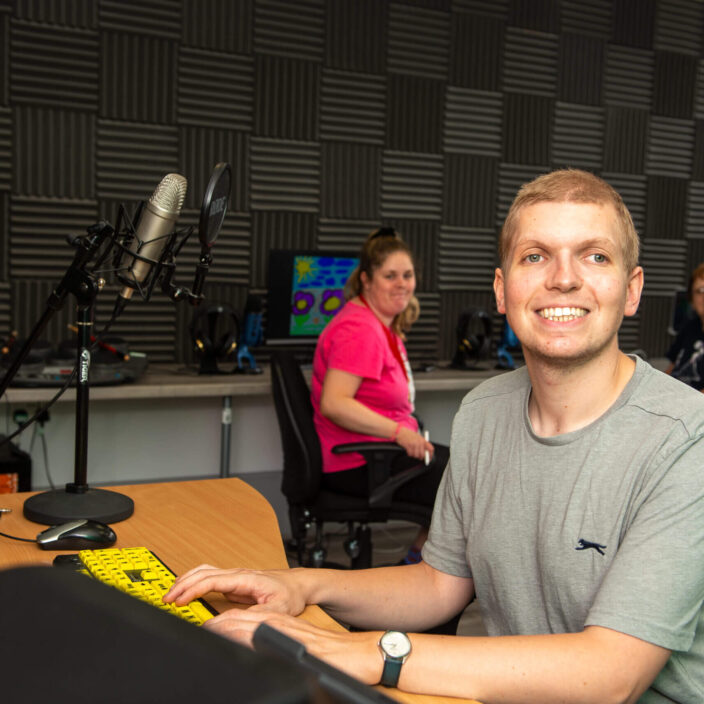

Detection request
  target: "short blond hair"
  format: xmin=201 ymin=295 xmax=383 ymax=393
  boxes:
xmin=499 ymin=169 xmax=640 ymax=272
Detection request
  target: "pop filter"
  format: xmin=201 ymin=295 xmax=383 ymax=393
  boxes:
xmin=199 ymin=162 xmax=231 ymax=249
xmin=190 ymin=163 xmax=232 ymax=304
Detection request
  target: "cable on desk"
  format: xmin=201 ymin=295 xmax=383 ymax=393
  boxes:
xmin=0 ymin=509 xmax=35 ymax=543
xmin=0 ymin=530 xmax=35 ymax=543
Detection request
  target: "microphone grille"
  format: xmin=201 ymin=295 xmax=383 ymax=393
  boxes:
xmin=149 ymin=173 xmax=188 ymax=215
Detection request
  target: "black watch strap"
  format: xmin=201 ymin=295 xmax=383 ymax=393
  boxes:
xmin=380 ymin=657 xmax=403 ymax=688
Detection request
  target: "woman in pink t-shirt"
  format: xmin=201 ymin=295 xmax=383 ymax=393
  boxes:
xmin=311 ymin=228 xmax=449 ymax=562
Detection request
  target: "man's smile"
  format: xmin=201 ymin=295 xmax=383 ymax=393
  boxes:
xmin=537 ymin=307 xmax=588 ymax=322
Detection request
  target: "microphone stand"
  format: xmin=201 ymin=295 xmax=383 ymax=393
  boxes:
xmin=7 ymin=163 xmax=232 ymax=523
xmin=0 ymin=223 xmax=134 ymax=524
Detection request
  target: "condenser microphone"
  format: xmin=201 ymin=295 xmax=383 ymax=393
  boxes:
xmin=114 ymin=173 xmax=188 ymax=311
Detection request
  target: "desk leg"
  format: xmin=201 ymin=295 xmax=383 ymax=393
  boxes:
xmin=220 ymin=396 xmax=232 ymax=477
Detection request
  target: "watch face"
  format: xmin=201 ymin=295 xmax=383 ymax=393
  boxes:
xmin=380 ymin=631 xmax=411 ymax=658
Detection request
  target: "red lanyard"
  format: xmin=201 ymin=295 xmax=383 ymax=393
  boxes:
xmin=358 ymin=294 xmax=408 ymax=381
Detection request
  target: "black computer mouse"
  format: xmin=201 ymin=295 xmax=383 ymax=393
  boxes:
xmin=36 ymin=519 xmax=117 ymax=550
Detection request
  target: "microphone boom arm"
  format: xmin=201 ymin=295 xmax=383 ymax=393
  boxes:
xmin=0 ymin=221 xmax=114 ymax=400
xmin=0 ymin=220 xmax=135 ymax=524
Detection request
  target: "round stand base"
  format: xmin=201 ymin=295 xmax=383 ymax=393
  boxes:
xmin=23 ymin=488 xmax=134 ymax=525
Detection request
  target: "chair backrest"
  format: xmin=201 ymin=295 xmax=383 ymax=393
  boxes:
xmin=270 ymin=350 xmax=323 ymax=505
xmin=668 ymin=287 xmax=694 ymax=336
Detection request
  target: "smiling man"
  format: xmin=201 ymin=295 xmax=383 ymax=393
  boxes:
xmin=493 ymin=173 xmax=644 ymax=435
xmin=166 ymin=170 xmax=704 ymax=704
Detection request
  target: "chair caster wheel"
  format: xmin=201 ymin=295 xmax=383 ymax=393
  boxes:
xmin=311 ymin=548 xmax=326 ymax=567
xmin=344 ymin=538 xmax=361 ymax=559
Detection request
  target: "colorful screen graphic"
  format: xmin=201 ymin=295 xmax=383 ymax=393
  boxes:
xmin=289 ymin=254 xmax=359 ymax=337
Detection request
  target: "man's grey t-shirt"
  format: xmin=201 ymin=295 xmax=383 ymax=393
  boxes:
xmin=424 ymin=357 xmax=704 ymax=703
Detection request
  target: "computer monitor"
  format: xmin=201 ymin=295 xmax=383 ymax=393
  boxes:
xmin=1 ymin=565 xmax=394 ymax=704
xmin=266 ymin=250 xmax=359 ymax=345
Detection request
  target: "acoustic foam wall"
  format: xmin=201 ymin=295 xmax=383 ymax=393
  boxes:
xmin=182 ymin=0 xmax=251 ymax=53
xmin=443 ymin=88 xmax=503 ymax=157
xmin=1 ymin=0 xmax=704 ymax=365
xmin=559 ymin=33 xmax=604 ymax=105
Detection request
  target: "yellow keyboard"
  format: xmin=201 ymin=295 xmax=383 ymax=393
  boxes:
xmin=53 ymin=547 xmax=216 ymax=626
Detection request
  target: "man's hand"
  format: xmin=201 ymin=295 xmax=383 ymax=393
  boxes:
xmin=203 ymin=609 xmax=384 ymax=684
xmin=163 ymin=565 xmax=307 ymax=616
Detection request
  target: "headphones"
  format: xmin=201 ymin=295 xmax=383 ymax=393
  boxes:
xmin=189 ymin=303 xmax=240 ymax=374
xmin=451 ymin=308 xmax=492 ymax=369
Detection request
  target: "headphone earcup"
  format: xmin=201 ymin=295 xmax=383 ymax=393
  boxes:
xmin=193 ymin=334 xmax=212 ymax=356
xmin=452 ymin=308 xmax=492 ymax=368
xmin=464 ymin=334 xmax=480 ymax=352
xmin=190 ymin=306 xmax=216 ymax=372
xmin=190 ymin=317 xmax=213 ymax=357
xmin=215 ymin=331 xmax=237 ymax=358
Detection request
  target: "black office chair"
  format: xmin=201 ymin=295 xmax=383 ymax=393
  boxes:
xmin=270 ymin=350 xmax=433 ymax=569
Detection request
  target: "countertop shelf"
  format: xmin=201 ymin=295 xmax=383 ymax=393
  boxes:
xmin=2 ymin=356 xmax=669 ymax=405
xmin=1 ymin=362 xmax=506 ymax=404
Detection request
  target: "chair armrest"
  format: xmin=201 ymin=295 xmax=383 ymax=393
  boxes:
xmin=332 ymin=442 xmax=429 ymax=509
xmin=332 ymin=441 xmax=402 ymax=455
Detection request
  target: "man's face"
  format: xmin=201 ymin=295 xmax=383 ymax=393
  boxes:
xmin=494 ymin=201 xmax=643 ymax=368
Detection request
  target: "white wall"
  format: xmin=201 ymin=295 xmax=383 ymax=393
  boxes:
xmin=3 ymin=387 xmax=467 ymax=537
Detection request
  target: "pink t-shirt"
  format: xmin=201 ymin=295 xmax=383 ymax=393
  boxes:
xmin=311 ymin=301 xmax=417 ymax=473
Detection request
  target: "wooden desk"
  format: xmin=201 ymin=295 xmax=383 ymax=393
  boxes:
xmin=0 ymin=479 xmax=294 ymax=603
xmin=0 ymin=478 xmax=477 ymax=704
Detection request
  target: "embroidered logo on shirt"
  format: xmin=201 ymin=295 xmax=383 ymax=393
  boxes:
xmin=575 ymin=539 xmax=606 ymax=555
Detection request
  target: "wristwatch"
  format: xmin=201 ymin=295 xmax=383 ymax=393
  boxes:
xmin=378 ymin=630 xmax=412 ymax=687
